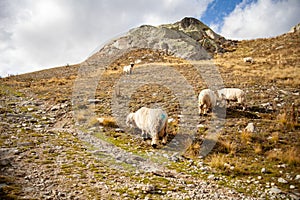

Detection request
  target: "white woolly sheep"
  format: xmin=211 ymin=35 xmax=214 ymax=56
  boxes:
xmin=123 ymin=63 xmax=134 ymax=74
xmin=243 ymin=57 xmax=254 ymax=64
xmin=126 ymin=107 xmax=168 ymax=148
xmin=217 ymin=88 xmax=246 ymax=110
xmin=198 ymin=89 xmax=217 ymax=115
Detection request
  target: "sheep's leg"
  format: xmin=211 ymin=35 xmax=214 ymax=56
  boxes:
xmin=141 ymin=130 xmax=147 ymax=140
xmin=198 ymin=105 xmax=203 ymax=115
xmin=162 ymin=123 xmax=168 ymax=145
xmin=151 ymin=133 xmax=159 ymax=148
xmin=238 ymin=98 xmax=246 ymax=111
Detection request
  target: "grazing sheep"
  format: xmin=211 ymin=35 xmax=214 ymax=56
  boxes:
xmin=126 ymin=107 xmax=168 ymax=148
xmin=198 ymin=89 xmax=217 ymax=115
xmin=217 ymin=88 xmax=246 ymax=110
xmin=123 ymin=62 xmax=134 ymax=74
xmin=243 ymin=57 xmax=254 ymax=64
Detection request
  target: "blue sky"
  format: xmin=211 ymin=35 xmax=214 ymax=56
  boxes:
xmin=0 ymin=0 xmax=299 ymax=77
xmin=201 ymin=0 xmax=244 ymax=27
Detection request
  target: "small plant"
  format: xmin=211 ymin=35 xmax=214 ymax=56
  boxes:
xmin=267 ymin=147 xmax=300 ymax=166
xmin=282 ymin=147 xmax=300 ymax=166
xmin=218 ymin=139 xmax=237 ymax=155
xmin=97 ymin=117 xmax=118 ymax=128
xmin=184 ymin=141 xmax=201 ymax=158
xmin=270 ymin=132 xmax=279 ymax=144
xmin=240 ymin=130 xmax=252 ymax=144
xmin=253 ymin=143 xmax=263 ymax=154
xmin=209 ymin=153 xmax=227 ymax=170
xmin=266 ymin=149 xmax=282 ymax=161
xmin=277 ymin=103 xmax=299 ymax=131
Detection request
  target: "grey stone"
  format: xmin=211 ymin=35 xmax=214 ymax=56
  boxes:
xmin=278 ymin=177 xmax=288 ymax=184
xmin=270 ymin=187 xmax=282 ymax=194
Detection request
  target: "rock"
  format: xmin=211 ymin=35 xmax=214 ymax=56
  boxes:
xmin=27 ymin=107 xmax=34 ymax=112
xmin=270 ymin=187 xmax=282 ymax=194
xmin=295 ymin=175 xmax=300 ymax=180
xmin=244 ymin=122 xmax=256 ymax=133
xmin=139 ymin=184 xmax=156 ymax=193
xmin=261 ymin=168 xmax=266 ymax=173
xmin=87 ymin=99 xmax=102 ymax=104
xmin=135 ymin=59 xmax=142 ymax=64
xmin=197 ymin=124 xmax=205 ymax=128
xmin=168 ymin=118 xmax=174 ymax=123
xmin=290 ymin=185 xmax=296 ymax=189
xmin=115 ymin=128 xmax=124 ymax=133
xmin=169 ymin=155 xmax=181 ymax=162
xmin=277 ymin=164 xmax=286 ymax=168
xmin=278 ymin=177 xmax=288 ymax=184
xmin=207 ymin=174 xmax=215 ymax=180
xmin=51 ymin=105 xmax=60 ymax=111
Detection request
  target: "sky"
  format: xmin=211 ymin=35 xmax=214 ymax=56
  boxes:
xmin=0 ymin=0 xmax=299 ymax=77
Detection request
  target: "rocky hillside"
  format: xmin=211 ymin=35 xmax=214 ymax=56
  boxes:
xmin=160 ymin=17 xmax=237 ymax=54
xmin=0 ymin=18 xmax=299 ymax=199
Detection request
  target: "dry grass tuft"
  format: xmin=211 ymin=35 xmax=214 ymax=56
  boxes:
xmin=253 ymin=143 xmax=263 ymax=154
xmin=267 ymin=147 xmax=300 ymax=166
xmin=97 ymin=117 xmax=118 ymax=128
xmin=218 ymin=139 xmax=237 ymax=155
xmin=277 ymin=104 xmax=299 ymax=131
xmin=209 ymin=154 xmax=227 ymax=170
xmin=240 ymin=131 xmax=252 ymax=144
xmin=283 ymin=147 xmax=300 ymax=166
xmin=184 ymin=142 xmax=201 ymax=158
xmin=270 ymin=132 xmax=279 ymax=144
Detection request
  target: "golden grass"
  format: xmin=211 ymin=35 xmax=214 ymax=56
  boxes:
xmin=218 ymin=139 xmax=237 ymax=155
xmin=267 ymin=147 xmax=300 ymax=166
xmin=240 ymin=131 xmax=252 ymax=144
xmin=253 ymin=143 xmax=263 ymax=155
xmin=270 ymin=132 xmax=279 ymax=144
xmin=184 ymin=142 xmax=201 ymax=158
xmin=209 ymin=154 xmax=227 ymax=170
xmin=283 ymin=147 xmax=300 ymax=166
xmin=277 ymin=104 xmax=299 ymax=131
xmin=97 ymin=117 xmax=118 ymax=128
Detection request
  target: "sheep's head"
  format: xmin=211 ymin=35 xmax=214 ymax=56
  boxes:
xmin=130 ymin=63 xmax=134 ymax=67
xmin=126 ymin=113 xmax=135 ymax=127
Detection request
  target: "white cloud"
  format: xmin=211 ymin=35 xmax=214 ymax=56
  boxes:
xmin=0 ymin=0 xmax=212 ymax=77
xmin=219 ymin=0 xmax=300 ymax=40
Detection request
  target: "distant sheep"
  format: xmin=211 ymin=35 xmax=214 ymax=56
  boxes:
xmin=198 ymin=89 xmax=217 ymax=115
xmin=243 ymin=57 xmax=254 ymax=64
xmin=126 ymin=107 xmax=168 ymax=148
xmin=217 ymin=88 xmax=246 ymax=110
xmin=123 ymin=62 xmax=134 ymax=74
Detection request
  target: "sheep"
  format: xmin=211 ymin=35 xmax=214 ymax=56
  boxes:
xmin=217 ymin=88 xmax=246 ymax=110
xmin=123 ymin=62 xmax=134 ymax=74
xmin=243 ymin=57 xmax=254 ymax=64
xmin=126 ymin=107 xmax=168 ymax=148
xmin=198 ymin=89 xmax=217 ymax=115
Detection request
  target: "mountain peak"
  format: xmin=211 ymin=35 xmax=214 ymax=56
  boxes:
xmin=179 ymin=17 xmax=206 ymax=29
xmin=159 ymin=17 xmax=236 ymax=54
